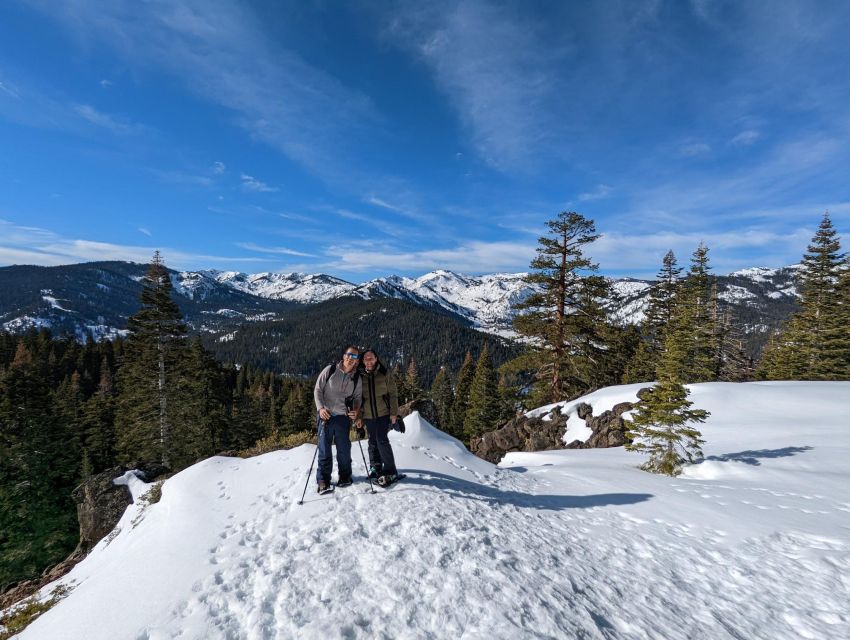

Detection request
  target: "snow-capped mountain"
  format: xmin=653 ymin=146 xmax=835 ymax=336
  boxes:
xmin=0 ymin=262 xmax=801 ymax=354
xmin=8 ymin=382 xmax=850 ymax=639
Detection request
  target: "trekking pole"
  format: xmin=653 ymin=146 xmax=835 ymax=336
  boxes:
xmin=297 ymin=419 xmax=323 ymax=505
xmin=355 ymin=421 xmax=377 ymax=494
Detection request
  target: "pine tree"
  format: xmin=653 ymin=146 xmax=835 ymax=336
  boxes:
xmin=81 ymin=360 xmax=116 ymax=474
xmin=625 ymin=323 xmax=709 ymax=476
xmin=429 ymin=366 xmax=454 ymax=431
xmin=114 ymin=252 xmax=190 ymax=467
xmin=405 ymin=358 xmax=423 ymax=402
xmin=512 ymin=211 xmax=612 ymax=402
xmin=759 ymin=213 xmax=847 ymax=380
xmin=392 ymin=362 xmax=410 ymax=406
xmin=449 ymin=351 xmax=474 ymax=439
xmin=463 ymin=344 xmax=500 ymax=441
xmin=623 ymin=250 xmax=682 ymax=384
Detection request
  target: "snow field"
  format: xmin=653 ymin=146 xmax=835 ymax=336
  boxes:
xmin=12 ymin=382 xmax=850 ymax=639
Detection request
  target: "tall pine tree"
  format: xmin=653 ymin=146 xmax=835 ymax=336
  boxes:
xmin=114 ymin=252 xmax=191 ymax=467
xmin=449 ymin=351 xmax=475 ymax=439
xmin=512 ymin=211 xmax=612 ymax=402
xmin=463 ymin=344 xmax=500 ymax=441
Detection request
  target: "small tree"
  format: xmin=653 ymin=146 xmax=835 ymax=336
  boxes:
xmin=429 ymin=366 xmax=454 ymax=431
xmin=449 ymin=352 xmax=475 ymax=439
xmin=625 ymin=320 xmax=709 ymax=476
xmin=463 ymin=344 xmax=500 ymax=441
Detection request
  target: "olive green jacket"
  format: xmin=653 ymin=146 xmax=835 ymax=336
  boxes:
xmin=360 ymin=365 xmax=399 ymax=420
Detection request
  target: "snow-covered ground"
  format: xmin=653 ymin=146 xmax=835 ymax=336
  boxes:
xmin=9 ymin=382 xmax=850 ymax=639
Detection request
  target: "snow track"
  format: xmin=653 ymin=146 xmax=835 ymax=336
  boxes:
xmin=14 ymin=383 xmax=850 ymax=640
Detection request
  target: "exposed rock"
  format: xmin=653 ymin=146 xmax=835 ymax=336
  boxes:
xmin=576 ymin=402 xmax=593 ymax=419
xmin=399 ymin=398 xmax=440 ymax=428
xmin=636 ymin=387 xmax=654 ymax=401
xmin=470 ymin=408 xmax=568 ymax=463
xmin=1 ymin=463 xmax=169 ymax=608
xmin=612 ymin=401 xmax=635 ymax=416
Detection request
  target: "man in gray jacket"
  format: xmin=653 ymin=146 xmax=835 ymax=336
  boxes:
xmin=313 ymin=345 xmax=362 ymax=493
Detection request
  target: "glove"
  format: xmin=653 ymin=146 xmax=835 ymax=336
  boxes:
xmin=393 ymin=418 xmax=405 ymax=434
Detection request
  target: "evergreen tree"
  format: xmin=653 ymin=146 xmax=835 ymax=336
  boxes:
xmin=429 ymin=366 xmax=454 ymax=431
xmin=449 ymin=351 xmax=474 ymax=439
xmin=759 ymin=213 xmax=847 ymax=379
xmin=80 ymin=360 xmax=116 ymax=474
xmin=114 ymin=252 xmax=190 ymax=467
xmin=623 ymin=250 xmax=681 ymax=383
xmin=0 ymin=344 xmax=78 ymax=587
xmin=625 ymin=323 xmax=709 ymax=476
xmin=392 ymin=362 xmax=410 ymax=406
xmin=512 ymin=211 xmax=612 ymax=402
xmin=405 ymin=358 xmax=423 ymax=402
xmin=463 ymin=344 xmax=501 ymax=441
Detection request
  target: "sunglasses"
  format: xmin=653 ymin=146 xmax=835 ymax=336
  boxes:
xmin=344 ymin=353 xmax=360 ymax=359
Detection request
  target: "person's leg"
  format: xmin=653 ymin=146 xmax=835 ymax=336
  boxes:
xmin=316 ymin=419 xmax=333 ymax=486
xmin=365 ymin=418 xmax=383 ymax=475
xmin=375 ymin=415 xmax=397 ymax=476
xmin=332 ymin=415 xmax=353 ymax=482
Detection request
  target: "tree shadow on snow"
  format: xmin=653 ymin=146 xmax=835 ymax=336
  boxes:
xmin=704 ymin=446 xmax=813 ymax=466
xmin=397 ymin=468 xmax=652 ymax=511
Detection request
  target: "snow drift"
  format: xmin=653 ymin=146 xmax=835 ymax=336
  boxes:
xmin=8 ymin=382 xmax=850 ymax=639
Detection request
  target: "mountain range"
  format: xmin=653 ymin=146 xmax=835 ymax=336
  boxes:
xmin=0 ymin=261 xmax=800 ymax=360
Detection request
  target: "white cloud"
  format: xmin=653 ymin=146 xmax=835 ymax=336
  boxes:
xmin=235 ymin=242 xmax=315 ymax=257
xmin=730 ymin=130 xmax=760 ymax=146
xmin=383 ymin=1 xmax=562 ymax=172
xmin=74 ymin=103 xmax=145 ymax=135
xmin=29 ymin=0 xmax=381 ymax=188
xmin=212 ymin=161 xmax=226 ymax=174
xmin=100 ymin=79 xmax=112 ymax=88
xmin=578 ymin=184 xmax=613 ymax=201
xmin=0 ymin=219 xmax=270 ymax=269
xmin=138 ymin=227 xmax=152 ymax=237
xmin=240 ymin=174 xmax=279 ymax=192
xmin=679 ymin=142 xmax=711 ymax=157
xmin=154 ymin=170 xmax=214 ymax=187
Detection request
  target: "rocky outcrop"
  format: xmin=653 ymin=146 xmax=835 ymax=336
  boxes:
xmin=0 ymin=463 xmax=168 ymax=608
xmin=469 ymin=407 xmax=569 ymax=463
xmin=584 ymin=400 xmax=637 ymax=448
xmin=399 ymin=398 xmax=440 ymax=428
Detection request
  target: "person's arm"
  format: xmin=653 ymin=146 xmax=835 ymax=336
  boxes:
xmin=314 ymin=366 xmax=331 ymax=421
xmin=348 ymin=376 xmax=363 ymax=419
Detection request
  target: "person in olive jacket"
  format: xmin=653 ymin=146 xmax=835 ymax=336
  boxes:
xmin=358 ymin=349 xmax=401 ymax=483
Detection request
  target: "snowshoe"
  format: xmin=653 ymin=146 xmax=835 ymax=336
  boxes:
xmin=377 ymin=473 xmax=406 ymax=488
xmin=336 ymin=477 xmax=353 ymax=488
xmin=368 ymin=466 xmax=381 ymax=479
xmin=317 ymin=482 xmax=335 ymax=495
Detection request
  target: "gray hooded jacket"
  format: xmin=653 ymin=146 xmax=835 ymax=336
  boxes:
xmin=314 ymin=362 xmax=362 ymax=417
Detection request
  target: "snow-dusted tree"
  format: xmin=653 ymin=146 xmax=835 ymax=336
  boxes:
xmin=625 ymin=321 xmax=709 ymax=476
xmin=512 ymin=211 xmax=611 ymax=402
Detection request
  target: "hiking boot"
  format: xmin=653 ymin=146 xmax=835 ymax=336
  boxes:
xmin=377 ymin=473 xmax=398 ymax=487
xmin=368 ymin=466 xmax=381 ymax=479
xmin=336 ymin=476 xmax=353 ymax=487
xmin=317 ymin=481 xmax=331 ymax=494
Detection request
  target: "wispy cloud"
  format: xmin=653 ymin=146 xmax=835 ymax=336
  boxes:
xmin=240 ymin=174 xmax=279 ymax=193
xmin=100 ymin=79 xmax=112 ymax=88
xmin=382 ymin=1 xmax=562 ymax=172
xmin=212 ymin=161 xmax=226 ymax=174
xmin=578 ymin=184 xmax=613 ymax=201
xmin=235 ymin=242 xmax=315 ymax=257
xmin=730 ymin=130 xmax=760 ymax=146
xmin=679 ymin=142 xmax=711 ymax=157
xmin=0 ymin=218 xmax=271 ymax=269
xmin=154 ymin=170 xmax=214 ymax=187
xmin=138 ymin=227 xmax=152 ymax=237
xmin=74 ymin=103 xmax=145 ymax=135
xmin=28 ymin=0 xmax=383 ymax=189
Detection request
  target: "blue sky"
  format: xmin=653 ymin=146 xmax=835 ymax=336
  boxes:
xmin=2 ymin=0 xmax=850 ymax=280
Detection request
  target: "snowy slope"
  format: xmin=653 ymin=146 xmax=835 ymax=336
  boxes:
xmin=9 ymin=382 xmax=850 ymax=639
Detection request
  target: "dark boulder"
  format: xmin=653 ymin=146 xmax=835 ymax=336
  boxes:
xmin=470 ymin=407 xmax=569 ymax=463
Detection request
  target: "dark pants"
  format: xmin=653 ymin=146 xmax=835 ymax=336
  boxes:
xmin=317 ymin=415 xmax=352 ymax=484
xmin=366 ymin=415 xmax=397 ymax=476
